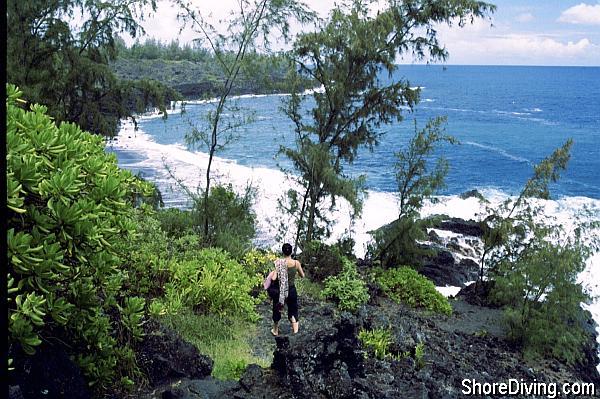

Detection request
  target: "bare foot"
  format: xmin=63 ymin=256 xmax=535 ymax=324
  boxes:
xmin=271 ymin=328 xmax=279 ymax=336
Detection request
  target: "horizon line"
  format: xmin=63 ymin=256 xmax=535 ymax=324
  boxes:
xmin=395 ymin=63 xmax=600 ymax=68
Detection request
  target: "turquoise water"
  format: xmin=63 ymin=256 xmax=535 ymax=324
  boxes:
xmin=120 ymin=65 xmax=600 ymax=199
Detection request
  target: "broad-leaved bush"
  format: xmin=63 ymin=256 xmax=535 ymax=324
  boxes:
xmin=6 ymin=84 xmax=153 ymax=388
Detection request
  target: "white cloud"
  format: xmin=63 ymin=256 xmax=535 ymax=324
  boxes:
xmin=515 ymin=13 xmax=534 ymax=23
xmin=430 ymin=15 xmax=600 ymax=65
xmin=122 ymin=0 xmax=338 ymax=47
xmin=558 ymin=3 xmax=600 ymax=25
xmin=445 ymin=34 xmax=598 ymax=65
xmin=489 ymin=35 xmax=590 ymax=58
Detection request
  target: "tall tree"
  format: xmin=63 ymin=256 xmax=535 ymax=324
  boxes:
xmin=6 ymin=0 xmax=177 ymax=136
xmin=479 ymin=139 xmax=574 ymax=281
xmin=279 ymin=0 xmax=495 ymax=251
xmin=173 ymin=0 xmax=314 ymax=240
xmin=478 ymin=140 xmax=599 ymax=363
xmin=371 ymin=116 xmax=456 ymax=266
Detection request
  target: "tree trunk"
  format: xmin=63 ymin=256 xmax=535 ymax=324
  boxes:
xmin=306 ymin=191 xmax=318 ymax=243
xmin=293 ymin=182 xmax=311 ymax=254
xmin=204 ymin=124 xmax=218 ymax=238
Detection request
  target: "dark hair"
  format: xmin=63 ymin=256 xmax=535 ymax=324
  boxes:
xmin=282 ymin=243 xmax=293 ymax=256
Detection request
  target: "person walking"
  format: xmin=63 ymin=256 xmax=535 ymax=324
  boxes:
xmin=268 ymin=243 xmax=305 ymax=335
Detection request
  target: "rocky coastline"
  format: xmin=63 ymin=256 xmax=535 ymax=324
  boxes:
xmin=139 ymin=212 xmax=599 ymax=399
xmin=8 ymin=213 xmax=600 ymax=399
xmin=144 ymin=293 xmax=599 ymax=399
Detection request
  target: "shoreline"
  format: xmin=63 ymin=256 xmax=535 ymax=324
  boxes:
xmin=107 ymin=116 xmax=600 ymax=372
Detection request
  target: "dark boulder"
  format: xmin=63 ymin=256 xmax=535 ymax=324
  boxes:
xmin=8 ymin=342 xmax=91 ymax=399
xmin=270 ymin=313 xmax=366 ymax=399
xmin=430 ymin=216 xmax=485 ymax=238
xmin=427 ymin=229 xmax=442 ymax=244
xmin=223 ymin=298 xmax=598 ymax=399
xmin=142 ymin=377 xmax=238 ymax=399
xmin=418 ymin=248 xmax=479 ymax=287
xmin=456 ymin=280 xmax=501 ymax=308
xmin=459 ymin=189 xmax=487 ymax=202
xmin=137 ymin=319 xmax=213 ymax=387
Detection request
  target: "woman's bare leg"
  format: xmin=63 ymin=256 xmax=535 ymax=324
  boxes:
xmin=290 ymin=316 xmax=299 ymax=334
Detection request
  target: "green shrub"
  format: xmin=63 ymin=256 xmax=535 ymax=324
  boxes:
xmin=368 ymin=216 xmax=434 ymax=268
xmin=155 ymin=208 xmax=196 ymax=237
xmin=195 ymin=184 xmax=256 ymax=259
xmin=167 ymin=248 xmax=260 ymax=320
xmin=171 ymin=233 xmax=203 ymax=259
xmin=119 ymin=296 xmax=146 ymax=342
xmin=332 ymin=236 xmax=356 ymax=260
xmin=322 ymin=258 xmax=369 ymax=312
xmin=492 ymin=242 xmax=590 ymax=365
xmin=376 ymin=267 xmax=452 ymax=315
xmin=240 ymin=249 xmax=278 ymax=277
xmin=116 ymin=210 xmax=171 ymax=298
xmin=295 ymin=278 xmax=324 ymax=300
xmin=6 ymin=84 xmax=153 ymax=388
xmin=299 ymin=240 xmax=344 ymax=282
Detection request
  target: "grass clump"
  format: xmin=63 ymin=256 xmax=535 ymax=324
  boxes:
xmin=358 ymin=327 xmax=427 ymax=368
xmin=376 ymin=267 xmax=452 ymax=315
xmin=162 ymin=309 xmax=269 ymax=380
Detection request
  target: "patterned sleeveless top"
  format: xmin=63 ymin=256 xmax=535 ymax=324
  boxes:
xmin=275 ymin=258 xmax=288 ymax=305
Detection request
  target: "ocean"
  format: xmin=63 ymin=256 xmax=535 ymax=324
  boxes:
xmin=106 ymin=65 xmax=599 ymax=367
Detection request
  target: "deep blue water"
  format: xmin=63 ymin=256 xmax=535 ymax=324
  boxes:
xmin=128 ymin=65 xmax=600 ymax=199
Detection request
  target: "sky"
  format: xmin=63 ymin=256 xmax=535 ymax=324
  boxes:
xmin=123 ymin=0 xmax=600 ymax=66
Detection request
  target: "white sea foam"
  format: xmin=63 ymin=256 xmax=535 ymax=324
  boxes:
xmin=463 ymin=141 xmax=531 ymax=164
xmin=134 ymin=106 xmax=183 ymax=121
xmin=182 ymin=86 xmax=323 ymax=107
xmin=436 ymin=286 xmax=462 ymax=297
xmin=110 ymin=120 xmax=600 ymax=370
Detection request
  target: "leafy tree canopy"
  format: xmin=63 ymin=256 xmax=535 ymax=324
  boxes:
xmin=7 ymin=0 xmax=179 ymax=136
xmin=279 ymin=0 xmax=495 ymax=249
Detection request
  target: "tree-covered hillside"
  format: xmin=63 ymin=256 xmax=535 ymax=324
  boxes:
xmin=111 ymin=38 xmax=313 ymax=99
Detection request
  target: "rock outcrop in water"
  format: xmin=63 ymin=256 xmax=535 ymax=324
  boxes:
xmin=418 ymin=246 xmax=480 ymax=287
